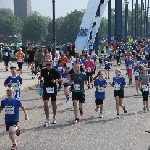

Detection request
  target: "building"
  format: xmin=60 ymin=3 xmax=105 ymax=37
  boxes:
xmin=14 ymin=0 xmax=31 ymax=21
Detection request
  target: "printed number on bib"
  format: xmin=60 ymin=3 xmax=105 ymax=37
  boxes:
xmin=18 ymin=59 xmax=23 ymax=62
xmin=87 ymin=67 xmax=91 ymax=72
xmin=128 ymin=65 xmax=132 ymax=69
xmin=98 ymin=86 xmax=105 ymax=92
xmin=5 ymin=52 xmax=8 ymax=56
xmin=58 ymin=67 xmax=62 ymax=71
xmin=114 ymin=83 xmax=120 ymax=90
xmin=142 ymin=85 xmax=149 ymax=91
xmin=105 ymin=61 xmax=108 ymax=64
xmin=46 ymin=87 xmax=54 ymax=93
xmin=5 ymin=106 xmax=14 ymax=114
xmin=135 ymin=71 xmax=139 ymax=76
xmin=11 ymin=83 xmax=19 ymax=90
xmin=74 ymin=84 xmax=80 ymax=90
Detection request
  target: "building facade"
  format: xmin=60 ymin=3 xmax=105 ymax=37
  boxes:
xmin=14 ymin=0 xmax=31 ymax=21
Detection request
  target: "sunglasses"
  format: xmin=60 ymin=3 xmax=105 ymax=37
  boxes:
xmin=46 ymin=64 xmax=52 ymax=66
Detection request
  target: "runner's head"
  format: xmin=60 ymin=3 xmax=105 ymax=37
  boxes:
xmin=142 ymin=67 xmax=147 ymax=75
xmin=46 ymin=60 xmax=53 ymax=70
xmin=10 ymin=66 xmax=17 ymax=75
xmin=115 ymin=69 xmax=121 ymax=77
xmin=87 ymin=55 xmax=91 ymax=61
xmin=6 ymin=87 xmax=14 ymax=99
xmin=19 ymin=48 xmax=22 ymax=52
xmin=97 ymin=71 xmax=103 ymax=79
xmin=75 ymin=64 xmax=80 ymax=73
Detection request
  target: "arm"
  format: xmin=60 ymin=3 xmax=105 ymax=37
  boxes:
xmin=0 ymin=107 xmax=3 ymax=113
xmin=20 ymin=106 xmax=29 ymax=120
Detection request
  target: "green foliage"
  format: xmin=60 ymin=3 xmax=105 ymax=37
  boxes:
xmin=22 ymin=13 xmax=48 ymax=43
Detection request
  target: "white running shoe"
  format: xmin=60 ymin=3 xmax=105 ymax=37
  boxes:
xmin=99 ymin=113 xmax=103 ymax=118
xmin=117 ymin=115 xmax=120 ymax=119
xmin=44 ymin=119 xmax=50 ymax=126
xmin=52 ymin=117 xmax=57 ymax=124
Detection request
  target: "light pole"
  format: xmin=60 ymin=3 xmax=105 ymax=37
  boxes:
xmin=131 ymin=0 xmax=134 ymax=37
xmin=52 ymin=0 xmax=56 ymax=58
xmin=124 ymin=0 xmax=129 ymax=41
xmin=140 ymin=0 xmax=143 ymax=37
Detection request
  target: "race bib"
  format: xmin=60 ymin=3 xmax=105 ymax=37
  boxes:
xmin=114 ymin=83 xmax=120 ymax=91
xmin=145 ymin=52 xmax=149 ymax=55
xmin=90 ymin=46 xmax=93 ymax=49
xmin=58 ymin=67 xmax=62 ymax=71
xmin=46 ymin=87 xmax=54 ymax=93
xmin=98 ymin=86 xmax=105 ymax=92
xmin=11 ymin=83 xmax=19 ymax=90
xmin=5 ymin=52 xmax=8 ymax=56
xmin=74 ymin=84 xmax=80 ymax=90
xmin=128 ymin=65 xmax=132 ymax=69
xmin=5 ymin=106 xmax=14 ymax=114
xmin=105 ymin=61 xmax=108 ymax=64
xmin=140 ymin=64 xmax=145 ymax=67
xmin=63 ymin=78 xmax=68 ymax=83
xmin=138 ymin=53 xmax=141 ymax=56
xmin=87 ymin=67 xmax=91 ymax=72
xmin=135 ymin=71 xmax=139 ymax=76
xmin=142 ymin=85 xmax=149 ymax=91
xmin=133 ymin=50 xmax=136 ymax=52
xmin=18 ymin=59 xmax=23 ymax=62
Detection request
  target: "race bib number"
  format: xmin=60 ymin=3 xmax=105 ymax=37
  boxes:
xmin=135 ymin=71 xmax=139 ymax=76
xmin=58 ymin=67 xmax=62 ymax=71
xmin=46 ymin=87 xmax=54 ymax=93
xmin=142 ymin=85 xmax=149 ymax=91
xmin=18 ymin=59 xmax=23 ymax=62
xmin=87 ymin=67 xmax=91 ymax=72
xmin=98 ymin=86 xmax=105 ymax=92
xmin=5 ymin=106 xmax=14 ymax=114
xmin=5 ymin=52 xmax=8 ymax=56
xmin=105 ymin=61 xmax=108 ymax=64
xmin=114 ymin=83 xmax=120 ymax=90
xmin=90 ymin=46 xmax=93 ymax=49
xmin=74 ymin=84 xmax=80 ymax=90
xmin=63 ymin=78 xmax=68 ymax=83
xmin=128 ymin=65 xmax=132 ymax=69
xmin=11 ymin=83 xmax=19 ymax=90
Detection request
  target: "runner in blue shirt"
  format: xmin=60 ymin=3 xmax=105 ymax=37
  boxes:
xmin=109 ymin=69 xmax=127 ymax=118
xmin=0 ymin=88 xmax=28 ymax=150
xmin=94 ymin=71 xmax=107 ymax=118
xmin=103 ymin=55 xmax=111 ymax=79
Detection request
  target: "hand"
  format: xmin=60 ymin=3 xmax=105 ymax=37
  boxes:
xmin=17 ymin=81 xmax=20 ymax=85
xmin=25 ymin=114 xmax=29 ymax=120
xmin=51 ymin=79 xmax=56 ymax=83
xmin=8 ymin=81 xmax=12 ymax=85
xmin=103 ymin=84 xmax=106 ymax=88
xmin=109 ymin=82 xmax=111 ymax=85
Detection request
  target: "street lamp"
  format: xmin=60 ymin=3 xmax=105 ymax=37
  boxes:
xmin=52 ymin=0 xmax=56 ymax=58
xmin=124 ymin=0 xmax=129 ymax=41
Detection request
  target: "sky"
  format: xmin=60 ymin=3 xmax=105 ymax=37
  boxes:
xmin=0 ymin=0 xmax=135 ymax=18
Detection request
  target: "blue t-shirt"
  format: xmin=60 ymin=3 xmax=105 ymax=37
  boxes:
xmin=112 ymin=76 xmax=126 ymax=90
xmin=140 ymin=59 xmax=147 ymax=66
xmin=4 ymin=76 xmax=22 ymax=99
xmin=0 ymin=98 xmax=22 ymax=123
xmin=62 ymin=71 xmax=69 ymax=85
xmin=125 ymin=59 xmax=134 ymax=70
xmin=116 ymin=50 xmax=121 ymax=57
xmin=81 ymin=59 xmax=86 ymax=65
xmin=91 ymin=56 xmax=97 ymax=63
xmin=103 ymin=58 xmax=111 ymax=68
xmin=94 ymin=78 xmax=107 ymax=100
xmin=56 ymin=64 xmax=63 ymax=75
xmin=134 ymin=66 xmax=140 ymax=79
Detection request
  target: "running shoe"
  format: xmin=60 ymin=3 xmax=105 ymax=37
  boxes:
xmin=74 ymin=118 xmax=79 ymax=124
xmin=52 ymin=117 xmax=56 ymax=124
xmin=95 ymin=107 xmax=99 ymax=112
xmin=147 ymin=107 xmax=149 ymax=111
xmin=11 ymin=143 xmax=17 ymax=150
xmin=16 ymin=125 xmax=20 ymax=136
xmin=44 ymin=119 xmax=50 ymax=126
xmin=117 ymin=115 xmax=120 ymax=119
xmin=143 ymin=108 xmax=147 ymax=112
xmin=80 ymin=109 xmax=83 ymax=116
xmin=66 ymin=96 xmax=69 ymax=103
xmin=99 ymin=113 xmax=103 ymax=118
xmin=88 ymin=85 xmax=90 ymax=89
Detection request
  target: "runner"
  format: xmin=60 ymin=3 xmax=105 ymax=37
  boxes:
xmin=0 ymin=87 xmax=28 ymax=150
xmin=27 ymin=45 xmax=35 ymax=70
xmin=109 ymin=69 xmax=127 ymax=118
xmin=84 ymin=56 xmax=94 ymax=89
xmin=94 ymin=71 xmax=107 ymax=118
xmin=139 ymin=67 xmax=150 ymax=112
xmin=40 ymin=60 xmax=62 ymax=126
xmin=70 ymin=64 xmax=87 ymax=124
xmin=103 ymin=54 xmax=111 ymax=79
xmin=15 ymin=48 xmax=25 ymax=75
xmin=4 ymin=66 xmax=22 ymax=100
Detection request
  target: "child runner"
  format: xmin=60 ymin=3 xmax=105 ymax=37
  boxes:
xmin=103 ymin=54 xmax=111 ymax=79
xmin=0 ymin=88 xmax=28 ymax=150
xmin=109 ymin=69 xmax=127 ymax=118
xmin=94 ymin=71 xmax=107 ymax=118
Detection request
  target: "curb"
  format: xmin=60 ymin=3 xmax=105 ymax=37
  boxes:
xmin=0 ymin=84 xmax=39 ymax=100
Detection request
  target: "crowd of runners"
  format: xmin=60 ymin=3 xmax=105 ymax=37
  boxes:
xmin=1 ymin=37 xmax=150 ymax=149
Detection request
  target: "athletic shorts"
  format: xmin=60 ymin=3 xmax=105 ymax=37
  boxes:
xmin=104 ymin=67 xmax=110 ymax=70
xmin=95 ymin=99 xmax=103 ymax=105
xmin=86 ymin=72 xmax=93 ymax=83
xmin=43 ymin=87 xmax=57 ymax=101
xmin=64 ymin=84 xmax=69 ymax=87
xmin=114 ymin=90 xmax=124 ymax=98
xmin=135 ymin=77 xmax=139 ymax=80
xmin=72 ymin=92 xmax=85 ymax=103
xmin=142 ymin=91 xmax=149 ymax=101
xmin=17 ymin=62 xmax=23 ymax=69
xmin=127 ymin=69 xmax=132 ymax=77
xmin=28 ymin=58 xmax=34 ymax=64
xmin=5 ymin=121 xmax=18 ymax=131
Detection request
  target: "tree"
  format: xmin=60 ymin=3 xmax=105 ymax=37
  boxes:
xmin=22 ymin=13 xmax=48 ymax=43
xmin=0 ymin=8 xmax=22 ymax=43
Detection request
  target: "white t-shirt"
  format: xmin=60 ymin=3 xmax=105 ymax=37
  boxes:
xmin=66 ymin=62 xmax=72 ymax=70
xmin=53 ymin=57 xmax=59 ymax=66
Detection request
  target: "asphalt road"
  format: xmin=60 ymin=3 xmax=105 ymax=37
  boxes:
xmin=0 ymin=61 xmax=150 ymax=150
